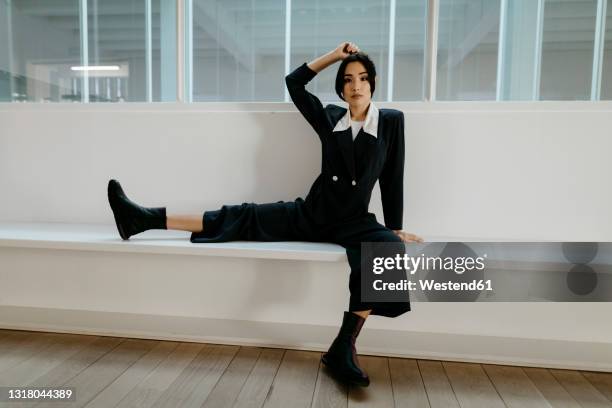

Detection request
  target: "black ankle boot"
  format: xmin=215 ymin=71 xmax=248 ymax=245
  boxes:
xmin=107 ymin=179 xmax=166 ymax=240
xmin=321 ymin=311 xmax=370 ymax=387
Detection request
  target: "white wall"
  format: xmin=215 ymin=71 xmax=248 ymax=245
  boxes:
xmin=1 ymin=101 xmax=611 ymax=241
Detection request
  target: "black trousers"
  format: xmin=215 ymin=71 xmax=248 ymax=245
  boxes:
xmin=190 ymin=198 xmax=411 ymax=318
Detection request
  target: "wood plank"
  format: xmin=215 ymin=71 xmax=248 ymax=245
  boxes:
xmin=348 ymin=356 xmax=394 ymax=408
xmin=523 ymin=367 xmax=581 ymax=408
xmin=34 ymin=338 xmax=158 ymax=407
xmin=0 ymin=332 xmax=64 ymax=373
xmin=201 ymin=347 xmax=261 ymax=408
xmin=24 ymin=336 xmax=124 ymax=388
xmin=6 ymin=336 xmax=124 ymax=408
xmin=417 ymin=360 xmax=459 ymax=408
xmin=550 ymin=369 xmax=612 ymax=408
xmin=582 ymin=371 xmax=612 ymax=402
xmin=263 ymin=350 xmax=320 ymax=408
xmin=1 ymin=330 xmax=608 ymax=408
xmin=311 ymin=359 xmax=348 ymax=408
xmin=483 ymin=364 xmax=552 ymax=408
xmin=388 ymin=358 xmax=430 ymax=408
xmin=232 ymin=348 xmax=284 ymax=408
xmin=0 ymin=333 xmax=99 ymax=387
xmin=84 ymin=341 xmax=179 ymax=408
xmin=112 ymin=342 xmax=204 ymax=407
xmin=442 ymin=362 xmax=505 ymax=408
xmin=151 ymin=344 xmax=238 ymax=408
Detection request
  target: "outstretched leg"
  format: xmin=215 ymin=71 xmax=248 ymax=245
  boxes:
xmin=108 ymin=180 xmax=206 ymax=236
xmin=166 ymin=214 xmax=203 ymax=233
xmin=108 ymin=180 xmax=316 ymax=243
xmin=190 ymin=199 xmax=317 ymax=243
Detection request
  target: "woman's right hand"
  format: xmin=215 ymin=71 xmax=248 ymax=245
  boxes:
xmin=334 ymin=42 xmax=360 ymax=60
xmin=307 ymin=42 xmax=359 ymax=73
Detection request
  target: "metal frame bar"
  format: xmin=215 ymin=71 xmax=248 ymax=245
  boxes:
xmin=145 ymin=0 xmax=153 ymax=102
xmin=591 ymin=0 xmax=607 ymax=101
xmin=387 ymin=0 xmax=396 ymax=101
xmin=185 ymin=0 xmax=193 ymax=102
xmin=284 ymin=0 xmax=292 ymax=102
xmin=92 ymin=0 xmax=98 ymax=64
xmin=533 ymin=0 xmax=544 ymax=100
xmin=6 ymin=0 xmax=15 ymax=100
xmin=496 ymin=0 xmax=508 ymax=101
xmin=177 ymin=0 xmax=185 ymax=102
xmin=250 ymin=0 xmax=255 ymax=100
xmin=79 ymin=0 xmax=89 ymax=102
xmin=160 ymin=0 xmax=177 ymax=101
xmin=424 ymin=0 xmax=439 ymax=101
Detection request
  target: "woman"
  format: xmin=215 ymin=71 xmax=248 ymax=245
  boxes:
xmin=108 ymin=41 xmax=423 ymax=387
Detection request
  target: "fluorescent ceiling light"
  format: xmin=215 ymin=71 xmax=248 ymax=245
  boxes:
xmin=70 ymin=65 xmax=120 ymax=71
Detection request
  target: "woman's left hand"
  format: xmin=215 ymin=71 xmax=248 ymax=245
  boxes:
xmin=392 ymin=230 xmax=424 ymax=243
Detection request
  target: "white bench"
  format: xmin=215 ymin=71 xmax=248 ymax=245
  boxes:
xmin=0 ymin=222 xmax=346 ymax=262
xmin=0 ymin=221 xmax=362 ymax=354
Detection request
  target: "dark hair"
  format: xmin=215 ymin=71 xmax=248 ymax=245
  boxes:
xmin=335 ymin=53 xmax=377 ymax=101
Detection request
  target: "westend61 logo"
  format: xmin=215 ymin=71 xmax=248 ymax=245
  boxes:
xmin=370 ymin=252 xmax=492 ymax=293
xmin=372 ymin=253 xmax=487 ymax=275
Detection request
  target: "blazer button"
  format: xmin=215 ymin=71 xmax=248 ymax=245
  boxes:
xmin=352 ymin=180 xmax=356 ymax=186
xmin=332 ymin=175 xmax=338 ymax=181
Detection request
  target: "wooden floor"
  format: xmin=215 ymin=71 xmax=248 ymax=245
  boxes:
xmin=0 ymin=329 xmax=611 ymax=408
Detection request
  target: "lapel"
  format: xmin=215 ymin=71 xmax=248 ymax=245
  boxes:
xmin=354 ymin=116 xmax=383 ymax=177
xmin=336 ymin=128 xmax=356 ymax=179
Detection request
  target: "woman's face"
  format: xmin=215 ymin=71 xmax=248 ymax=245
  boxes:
xmin=342 ymin=61 xmax=373 ymax=113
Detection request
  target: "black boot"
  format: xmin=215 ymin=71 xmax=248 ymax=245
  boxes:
xmin=107 ymin=179 xmax=166 ymax=240
xmin=321 ymin=311 xmax=370 ymax=387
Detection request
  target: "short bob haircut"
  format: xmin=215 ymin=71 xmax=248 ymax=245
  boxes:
xmin=335 ymin=52 xmax=377 ymax=101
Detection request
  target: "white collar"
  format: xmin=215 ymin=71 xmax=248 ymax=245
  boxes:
xmin=332 ymin=102 xmax=379 ymax=138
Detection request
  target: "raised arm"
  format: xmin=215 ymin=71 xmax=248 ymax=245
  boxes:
xmin=285 ymin=42 xmax=360 ymax=136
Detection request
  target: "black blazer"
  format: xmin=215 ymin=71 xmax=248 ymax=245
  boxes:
xmin=285 ymin=62 xmax=405 ymax=231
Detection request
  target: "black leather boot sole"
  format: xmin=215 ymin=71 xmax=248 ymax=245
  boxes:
xmin=108 ymin=180 xmax=131 ymax=240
